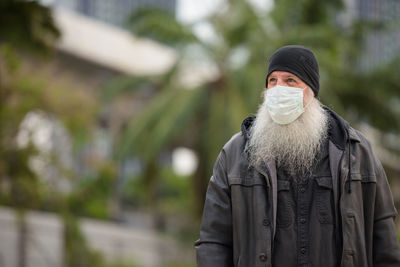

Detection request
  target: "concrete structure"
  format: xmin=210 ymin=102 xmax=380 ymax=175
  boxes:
xmin=0 ymin=207 xmax=63 ymax=267
xmin=54 ymin=7 xmax=177 ymax=76
xmin=0 ymin=206 xmax=190 ymax=267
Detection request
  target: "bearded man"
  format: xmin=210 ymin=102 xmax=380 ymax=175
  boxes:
xmin=195 ymin=45 xmax=400 ymax=267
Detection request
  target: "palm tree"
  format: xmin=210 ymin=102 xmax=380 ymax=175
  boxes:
xmin=104 ymin=0 xmax=400 ymax=218
xmin=104 ymin=2 xmax=267 ymax=217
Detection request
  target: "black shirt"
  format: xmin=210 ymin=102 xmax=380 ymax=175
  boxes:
xmin=272 ymin=138 xmax=338 ymax=267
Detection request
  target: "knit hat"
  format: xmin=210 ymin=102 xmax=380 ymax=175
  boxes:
xmin=266 ymin=45 xmax=320 ymax=97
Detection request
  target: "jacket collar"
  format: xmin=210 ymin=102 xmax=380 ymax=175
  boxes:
xmin=241 ymin=116 xmax=255 ymax=141
xmin=324 ymin=106 xmax=349 ymax=150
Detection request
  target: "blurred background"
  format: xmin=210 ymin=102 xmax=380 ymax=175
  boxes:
xmin=0 ymin=0 xmax=400 ymax=266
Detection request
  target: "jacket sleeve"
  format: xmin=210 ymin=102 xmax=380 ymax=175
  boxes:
xmin=195 ymin=150 xmax=233 ymax=267
xmin=373 ymin=158 xmax=400 ymax=266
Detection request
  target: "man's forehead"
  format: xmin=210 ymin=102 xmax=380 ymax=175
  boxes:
xmin=269 ymin=70 xmax=300 ymax=78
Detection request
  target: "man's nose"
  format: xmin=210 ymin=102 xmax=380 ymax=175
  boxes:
xmin=276 ymin=79 xmax=286 ymax=86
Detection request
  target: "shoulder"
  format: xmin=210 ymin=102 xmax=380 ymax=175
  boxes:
xmin=348 ymin=126 xmax=378 ymax=157
xmin=348 ymin=126 xmax=385 ymax=177
xmin=220 ymin=116 xmax=254 ymax=155
xmin=223 ymin=132 xmax=244 ymax=149
xmin=212 ymin=132 xmax=248 ymax=175
xmin=221 ymin=132 xmax=246 ymax=158
xmin=348 ymin=126 xmax=369 ymax=146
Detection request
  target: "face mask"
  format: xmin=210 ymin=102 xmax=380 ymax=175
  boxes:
xmin=265 ymin=85 xmax=304 ymax=125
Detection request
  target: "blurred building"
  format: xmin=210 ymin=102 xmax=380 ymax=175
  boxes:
xmin=344 ymin=0 xmax=400 ymax=71
xmin=50 ymin=0 xmax=176 ymax=28
xmin=343 ymin=0 xmax=400 ymax=204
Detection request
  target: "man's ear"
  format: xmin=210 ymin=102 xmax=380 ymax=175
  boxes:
xmin=303 ymin=87 xmax=315 ymax=107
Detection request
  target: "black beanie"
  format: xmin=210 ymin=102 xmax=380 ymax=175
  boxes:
xmin=266 ymin=45 xmax=320 ymax=96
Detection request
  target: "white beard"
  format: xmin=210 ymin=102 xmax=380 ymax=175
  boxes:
xmin=247 ymin=93 xmax=328 ymax=176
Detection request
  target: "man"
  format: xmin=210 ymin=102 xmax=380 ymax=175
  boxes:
xmin=195 ymin=45 xmax=400 ymax=267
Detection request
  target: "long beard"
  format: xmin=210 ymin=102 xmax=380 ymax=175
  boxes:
xmin=247 ymin=95 xmax=328 ymax=176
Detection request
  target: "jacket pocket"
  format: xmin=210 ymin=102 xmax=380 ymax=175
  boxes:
xmin=314 ymin=176 xmax=334 ymax=224
xmin=342 ymin=250 xmax=355 ymax=267
xmin=277 ymin=180 xmax=293 ymax=228
xmin=228 ymin=175 xmax=267 ymax=187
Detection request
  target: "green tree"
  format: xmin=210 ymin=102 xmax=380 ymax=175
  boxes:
xmin=0 ymin=1 xmax=59 ymax=266
xmin=0 ymin=0 xmax=60 ymax=53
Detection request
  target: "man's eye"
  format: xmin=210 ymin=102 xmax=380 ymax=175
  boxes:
xmin=269 ymin=78 xmax=276 ymax=82
xmin=287 ymin=78 xmax=296 ymax=83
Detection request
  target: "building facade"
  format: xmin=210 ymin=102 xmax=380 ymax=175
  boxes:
xmin=345 ymin=0 xmax=400 ymax=71
xmin=52 ymin=0 xmax=176 ymax=28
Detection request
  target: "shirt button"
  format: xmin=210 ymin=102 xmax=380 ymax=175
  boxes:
xmin=259 ymin=253 xmax=267 ymax=262
xmin=300 ymin=248 xmax=306 ymax=254
xmin=263 ymin=219 xmax=270 ymax=226
xmin=300 ymin=218 xmax=306 ymax=224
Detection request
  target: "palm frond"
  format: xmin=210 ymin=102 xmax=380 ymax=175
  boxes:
xmin=115 ymin=88 xmax=204 ymax=161
xmin=101 ymin=63 xmax=180 ymax=100
xmin=101 ymin=75 xmax=154 ymax=101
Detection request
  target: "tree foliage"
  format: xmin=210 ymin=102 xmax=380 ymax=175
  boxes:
xmin=0 ymin=0 xmax=60 ymax=53
xmin=0 ymin=2 xmax=109 ymax=266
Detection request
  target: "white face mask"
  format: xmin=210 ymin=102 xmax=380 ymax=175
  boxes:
xmin=265 ymin=85 xmax=305 ymax=125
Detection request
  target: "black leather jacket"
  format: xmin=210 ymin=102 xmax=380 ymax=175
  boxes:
xmin=195 ymin=107 xmax=400 ymax=267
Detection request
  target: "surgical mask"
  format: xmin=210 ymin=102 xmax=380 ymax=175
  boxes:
xmin=265 ymin=85 xmax=305 ymax=125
